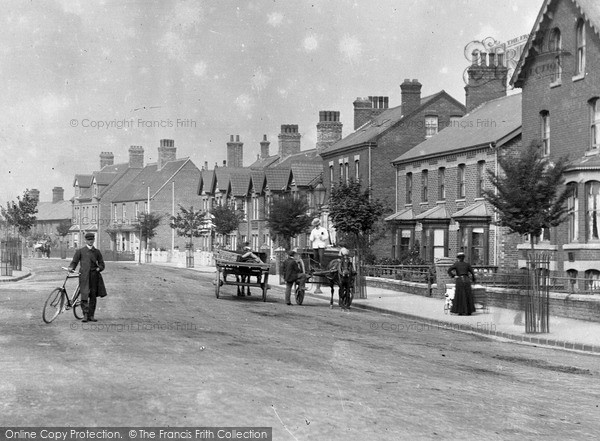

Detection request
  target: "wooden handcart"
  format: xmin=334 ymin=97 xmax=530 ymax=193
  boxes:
xmin=214 ymin=249 xmax=271 ymax=301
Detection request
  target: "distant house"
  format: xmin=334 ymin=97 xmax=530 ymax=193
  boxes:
xmin=510 ymin=0 xmax=600 ymax=282
xmin=110 ymin=139 xmax=202 ymax=252
xmin=320 ymin=80 xmax=466 ymax=257
xmin=30 ymin=187 xmax=72 ymax=247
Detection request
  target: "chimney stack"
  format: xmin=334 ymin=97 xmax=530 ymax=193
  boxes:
xmin=353 ymin=96 xmax=389 ymax=130
xmin=400 ymin=79 xmax=422 ymax=116
xmin=464 ymin=50 xmax=508 ymax=113
xmin=128 ymin=146 xmax=144 ymax=168
xmin=278 ymin=125 xmax=301 ymax=158
xmin=28 ymin=188 xmax=40 ymax=202
xmin=260 ymin=134 xmax=270 ymax=159
xmin=226 ymin=135 xmax=244 ymax=168
xmin=158 ymin=139 xmax=176 ymax=170
xmin=52 ymin=187 xmax=64 ymax=203
xmin=316 ymin=110 xmax=343 ymax=153
xmin=100 ymin=152 xmax=114 ymax=169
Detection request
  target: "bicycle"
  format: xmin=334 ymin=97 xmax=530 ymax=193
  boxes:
xmin=42 ymin=267 xmax=83 ymax=324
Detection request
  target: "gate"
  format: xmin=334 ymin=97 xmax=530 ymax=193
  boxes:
xmin=525 ymin=252 xmax=550 ymax=334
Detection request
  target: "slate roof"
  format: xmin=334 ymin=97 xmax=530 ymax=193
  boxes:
xmin=227 ymin=168 xmax=252 ymax=197
xmin=74 ymin=174 xmax=93 ymax=188
xmin=511 ymin=0 xmax=600 ymax=87
xmin=35 ymin=200 xmax=71 ymax=221
xmin=250 ymin=170 xmax=266 ymax=194
xmin=384 ymin=207 xmax=415 ymax=222
xmin=321 ymin=91 xmax=461 ymax=155
xmin=250 ymin=155 xmax=280 ymax=169
xmin=265 ymin=168 xmax=292 ymax=192
xmin=112 ymin=158 xmax=191 ymax=202
xmin=393 ymin=93 xmax=522 ymax=164
xmin=452 ymin=201 xmax=492 ymax=218
xmin=290 ymin=162 xmax=323 ymax=187
xmin=415 ymin=205 xmax=449 ymax=220
xmin=565 ymin=154 xmax=600 ymax=172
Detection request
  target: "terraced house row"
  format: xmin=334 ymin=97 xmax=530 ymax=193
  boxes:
xmin=35 ymin=0 xmax=600 ymax=287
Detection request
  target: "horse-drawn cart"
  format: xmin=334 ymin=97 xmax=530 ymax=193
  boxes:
xmin=297 ymin=248 xmax=356 ymax=309
xmin=214 ymin=249 xmax=271 ymax=301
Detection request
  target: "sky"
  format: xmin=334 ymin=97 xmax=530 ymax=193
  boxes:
xmin=0 ymin=0 xmax=544 ymax=203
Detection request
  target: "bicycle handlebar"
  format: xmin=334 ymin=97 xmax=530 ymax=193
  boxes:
xmin=61 ymin=266 xmax=80 ymax=276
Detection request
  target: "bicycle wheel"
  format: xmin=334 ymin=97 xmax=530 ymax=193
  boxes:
xmin=43 ymin=288 xmax=64 ymax=324
xmin=295 ymin=286 xmax=305 ymax=305
xmin=72 ymin=287 xmax=84 ymax=320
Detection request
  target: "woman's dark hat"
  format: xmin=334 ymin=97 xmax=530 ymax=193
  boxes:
xmin=457 ymin=252 xmax=465 ymax=257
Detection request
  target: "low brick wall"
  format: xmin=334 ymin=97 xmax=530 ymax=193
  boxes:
xmin=366 ymin=277 xmax=600 ymax=323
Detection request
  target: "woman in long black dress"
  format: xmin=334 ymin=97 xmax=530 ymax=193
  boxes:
xmin=447 ymin=252 xmax=476 ymax=315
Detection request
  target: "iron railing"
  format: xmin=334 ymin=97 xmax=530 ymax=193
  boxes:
xmin=364 ymin=264 xmax=600 ymax=295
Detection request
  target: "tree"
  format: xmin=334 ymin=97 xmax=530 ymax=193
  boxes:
xmin=483 ymin=140 xmax=571 ymax=254
xmin=329 ymin=179 xmax=386 ymax=256
xmin=211 ymin=204 xmax=243 ymax=247
xmin=138 ymin=212 xmax=163 ymax=249
xmin=266 ymin=196 xmax=312 ymax=250
xmin=1 ymin=189 xmax=38 ymax=237
xmin=56 ymin=219 xmax=72 ymax=254
xmin=169 ymin=205 xmax=205 ymax=247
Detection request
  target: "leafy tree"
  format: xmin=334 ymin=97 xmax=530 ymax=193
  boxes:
xmin=169 ymin=205 xmax=205 ymax=247
xmin=329 ymin=179 xmax=386 ymax=257
xmin=266 ymin=196 xmax=311 ymax=250
xmin=138 ymin=212 xmax=163 ymax=248
xmin=483 ymin=140 xmax=570 ymax=255
xmin=1 ymin=189 xmax=38 ymax=237
xmin=56 ymin=219 xmax=72 ymax=238
xmin=211 ymin=204 xmax=243 ymax=246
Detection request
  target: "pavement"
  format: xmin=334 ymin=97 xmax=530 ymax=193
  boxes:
xmin=6 ymin=258 xmax=600 ymax=355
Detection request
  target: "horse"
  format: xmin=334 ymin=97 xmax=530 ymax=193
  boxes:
xmin=324 ymin=256 xmax=355 ymax=309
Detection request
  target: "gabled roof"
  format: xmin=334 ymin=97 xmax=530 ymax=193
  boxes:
xmin=197 ymin=169 xmax=215 ymax=195
xmin=384 ymin=207 xmax=415 ymax=222
xmin=227 ymin=168 xmax=252 ymax=197
xmin=290 ymin=162 xmax=323 ymax=187
xmin=321 ymin=91 xmax=465 ymax=155
xmin=452 ymin=201 xmax=492 ymax=218
xmin=415 ymin=205 xmax=449 ymax=220
xmin=35 ymin=200 xmax=71 ymax=221
xmin=393 ymin=93 xmax=522 ymax=164
xmin=93 ymin=171 xmax=119 ymax=186
xmin=214 ymin=167 xmax=232 ymax=195
xmin=113 ymin=158 xmax=191 ymax=202
xmin=249 ymin=170 xmax=266 ymax=194
xmin=73 ymin=174 xmax=93 ymax=188
xmin=265 ymin=168 xmax=292 ymax=192
xmin=511 ymin=0 xmax=600 ymax=87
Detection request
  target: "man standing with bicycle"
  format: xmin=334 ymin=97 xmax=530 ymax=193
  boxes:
xmin=282 ymin=250 xmax=307 ymax=306
xmin=69 ymin=232 xmax=106 ymax=322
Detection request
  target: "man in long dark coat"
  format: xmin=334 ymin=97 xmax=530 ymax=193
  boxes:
xmin=69 ymin=232 xmax=106 ymax=322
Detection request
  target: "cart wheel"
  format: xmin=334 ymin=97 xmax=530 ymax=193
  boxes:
xmin=295 ymin=286 xmax=305 ymax=305
xmin=215 ymin=272 xmax=221 ymax=299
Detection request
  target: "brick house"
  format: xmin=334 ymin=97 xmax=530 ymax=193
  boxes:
xmin=70 ymin=148 xmax=144 ymax=251
xmin=511 ymin=0 xmax=600 ymax=284
xmin=319 ymin=80 xmax=466 ymax=257
xmin=110 ymin=139 xmax=202 ymax=252
xmin=390 ymin=93 xmax=522 ymax=265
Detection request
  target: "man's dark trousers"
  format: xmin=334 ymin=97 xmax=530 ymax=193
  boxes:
xmin=83 ymin=270 xmax=99 ymax=318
